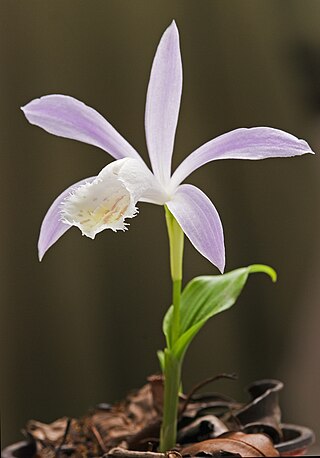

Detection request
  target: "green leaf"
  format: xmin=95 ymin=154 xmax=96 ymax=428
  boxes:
xmin=172 ymin=319 xmax=206 ymax=360
xmin=164 ymin=264 xmax=276 ymax=359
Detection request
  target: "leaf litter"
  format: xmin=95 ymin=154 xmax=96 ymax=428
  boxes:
xmin=22 ymin=375 xmax=285 ymax=457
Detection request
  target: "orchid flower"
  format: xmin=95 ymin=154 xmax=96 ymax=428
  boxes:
xmin=22 ymin=21 xmax=313 ymax=271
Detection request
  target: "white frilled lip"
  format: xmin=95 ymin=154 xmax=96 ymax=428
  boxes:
xmin=60 ymin=158 xmax=168 ymax=238
xmin=37 ymin=158 xmax=168 ymax=260
xmin=22 ymin=20 xmax=315 ymax=268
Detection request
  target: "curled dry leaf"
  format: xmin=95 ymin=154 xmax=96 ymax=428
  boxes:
xmin=226 ymin=380 xmax=283 ymax=443
xmin=25 ymin=416 xmax=103 ymax=456
xmin=26 ymin=418 xmax=69 ymax=444
xmin=90 ymin=377 xmax=161 ymax=451
xmin=181 ymin=432 xmax=280 ymax=457
xmin=177 ymin=415 xmax=228 ymax=444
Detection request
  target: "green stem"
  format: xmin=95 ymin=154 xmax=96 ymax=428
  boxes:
xmin=159 ymin=350 xmax=181 ymax=452
xmin=159 ymin=207 xmax=184 ymax=452
xmin=172 ymin=279 xmax=182 ymax=344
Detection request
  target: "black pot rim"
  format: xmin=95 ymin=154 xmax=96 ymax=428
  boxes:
xmin=1 ymin=441 xmax=36 ymax=458
xmin=275 ymin=423 xmax=315 ymax=453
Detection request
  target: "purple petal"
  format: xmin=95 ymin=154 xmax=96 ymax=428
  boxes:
xmin=22 ymin=95 xmax=141 ymax=160
xmin=145 ymin=21 xmax=182 ymax=185
xmin=38 ymin=177 xmax=95 ymax=261
xmin=171 ymin=127 xmax=315 ymax=188
xmin=167 ymin=184 xmax=225 ymax=272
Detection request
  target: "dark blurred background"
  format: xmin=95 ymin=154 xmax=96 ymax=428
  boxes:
xmin=1 ymin=0 xmax=320 ymax=449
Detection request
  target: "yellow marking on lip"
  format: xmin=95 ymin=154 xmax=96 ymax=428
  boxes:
xmin=76 ymin=195 xmax=129 ymax=227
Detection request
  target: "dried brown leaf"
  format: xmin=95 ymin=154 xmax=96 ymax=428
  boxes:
xmin=181 ymin=432 xmax=279 ymax=457
xmin=26 ymin=418 xmax=69 ymax=443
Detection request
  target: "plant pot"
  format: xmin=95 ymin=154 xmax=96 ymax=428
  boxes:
xmin=276 ymin=424 xmax=315 ymax=456
xmin=1 ymin=441 xmax=35 ymax=458
xmin=1 ymin=423 xmax=315 ymax=458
